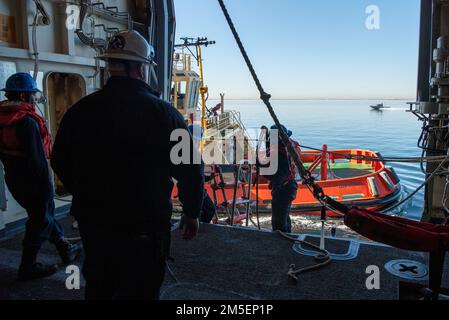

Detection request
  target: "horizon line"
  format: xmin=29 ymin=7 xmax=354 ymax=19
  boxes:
xmin=208 ymin=97 xmax=416 ymax=101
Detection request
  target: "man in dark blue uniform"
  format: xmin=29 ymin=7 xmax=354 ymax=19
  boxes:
xmin=263 ymin=125 xmax=300 ymax=233
xmin=0 ymin=73 xmax=82 ymax=281
xmin=51 ymin=31 xmax=204 ymax=300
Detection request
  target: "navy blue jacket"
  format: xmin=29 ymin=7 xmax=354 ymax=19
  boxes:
xmin=1 ymin=116 xmax=53 ymax=205
xmin=51 ymin=77 xmax=204 ymax=234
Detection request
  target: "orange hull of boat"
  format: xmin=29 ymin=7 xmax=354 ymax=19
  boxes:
xmin=172 ymin=149 xmax=402 ymax=217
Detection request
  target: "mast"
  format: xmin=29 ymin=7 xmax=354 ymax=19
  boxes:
xmin=175 ymin=37 xmax=215 ymax=145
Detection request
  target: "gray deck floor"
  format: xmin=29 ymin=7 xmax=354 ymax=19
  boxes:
xmin=1 ymin=216 xmax=448 ymax=300
xmin=163 ymin=223 xmax=449 ymax=300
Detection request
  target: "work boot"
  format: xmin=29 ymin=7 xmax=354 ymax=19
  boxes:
xmin=54 ymin=239 xmax=83 ymax=265
xmin=18 ymin=262 xmax=59 ymax=281
xmin=18 ymin=247 xmax=58 ymax=281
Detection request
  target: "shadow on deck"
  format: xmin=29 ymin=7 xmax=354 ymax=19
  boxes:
xmin=1 ymin=216 xmax=448 ymax=300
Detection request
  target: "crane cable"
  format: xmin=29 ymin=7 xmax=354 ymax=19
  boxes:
xmin=217 ymin=0 xmax=347 ymax=215
xmin=217 ymin=0 xmax=339 ymax=280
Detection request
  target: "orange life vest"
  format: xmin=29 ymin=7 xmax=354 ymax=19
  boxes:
xmin=273 ymin=138 xmax=301 ymax=182
xmin=0 ymin=100 xmax=52 ymax=158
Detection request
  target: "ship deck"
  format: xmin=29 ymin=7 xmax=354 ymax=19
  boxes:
xmin=1 ymin=215 xmax=448 ymax=300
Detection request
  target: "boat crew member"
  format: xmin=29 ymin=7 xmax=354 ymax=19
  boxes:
xmin=0 ymin=73 xmax=82 ymax=281
xmin=51 ymin=30 xmax=204 ymax=300
xmin=263 ymin=124 xmax=300 ymax=233
xmin=188 ymin=124 xmax=216 ymax=224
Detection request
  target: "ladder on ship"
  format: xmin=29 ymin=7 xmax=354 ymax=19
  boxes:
xmin=210 ymin=163 xmax=254 ymax=226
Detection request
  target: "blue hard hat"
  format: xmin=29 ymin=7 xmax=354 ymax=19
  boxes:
xmin=188 ymin=124 xmax=203 ymax=142
xmin=1 ymin=73 xmax=41 ymax=93
xmin=271 ymin=124 xmax=292 ymax=137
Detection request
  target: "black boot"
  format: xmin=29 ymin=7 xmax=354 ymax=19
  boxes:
xmin=18 ymin=247 xmax=58 ymax=281
xmin=54 ymin=239 xmax=83 ymax=265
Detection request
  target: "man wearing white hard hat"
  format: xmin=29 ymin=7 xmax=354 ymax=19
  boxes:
xmin=51 ymin=30 xmax=204 ymax=300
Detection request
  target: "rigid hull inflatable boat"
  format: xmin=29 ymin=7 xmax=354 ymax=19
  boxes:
xmin=173 ymin=148 xmax=402 ymax=219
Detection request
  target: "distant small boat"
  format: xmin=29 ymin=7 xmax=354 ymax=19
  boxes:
xmin=370 ymin=103 xmax=390 ymax=110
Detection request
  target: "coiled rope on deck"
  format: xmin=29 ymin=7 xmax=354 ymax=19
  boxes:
xmin=277 ymin=231 xmax=331 ymax=280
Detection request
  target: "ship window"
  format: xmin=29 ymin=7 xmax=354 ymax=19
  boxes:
xmin=176 ymin=81 xmax=187 ymax=110
xmin=187 ymin=81 xmax=196 ymax=109
xmin=190 ymin=81 xmax=199 ymax=110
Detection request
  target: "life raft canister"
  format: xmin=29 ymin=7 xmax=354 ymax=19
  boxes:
xmin=0 ymin=100 xmax=52 ymax=158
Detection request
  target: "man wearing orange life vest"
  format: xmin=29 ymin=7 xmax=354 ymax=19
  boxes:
xmin=264 ymin=124 xmax=301 ymax=233
xmin=0 ymin=73 xmax=81 ymax=281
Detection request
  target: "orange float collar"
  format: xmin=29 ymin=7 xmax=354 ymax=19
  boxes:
xmin=345 ymin=207 xmax=449 ymax=252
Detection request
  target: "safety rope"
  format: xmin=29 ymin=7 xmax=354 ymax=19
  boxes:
xmin=206 ymin=136 xmax=447 ymax=163
xmin=276 ymin=231 xmax=331 ymax=280
xmin=219 ymin=1 xmax=324 ymax=201
xmin=381 ymin=154 xmax=449 ymax=213
xmin=217 ymin=0 xmax=348 ymax=216
xmin=205 ymin=135 xmax=447 ymax=163
xmin=217 ymin=0 xmax=343 ymax=281
xmin=296 ymin=144 xmax=448 ymax=164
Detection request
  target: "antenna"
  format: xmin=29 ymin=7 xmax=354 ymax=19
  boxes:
xmin=174 ymin=37 xmax=216 ymax=49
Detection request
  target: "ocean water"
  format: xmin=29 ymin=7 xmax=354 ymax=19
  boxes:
xmin=216 ymin=99 xmax=425 ymax=221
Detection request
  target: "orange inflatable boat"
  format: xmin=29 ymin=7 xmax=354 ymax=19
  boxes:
xmin=172 ymin=148 xmax=402 ymax=218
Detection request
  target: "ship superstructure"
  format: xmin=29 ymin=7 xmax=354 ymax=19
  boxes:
xmin=0 ymin=0 xmax=175 ymax=238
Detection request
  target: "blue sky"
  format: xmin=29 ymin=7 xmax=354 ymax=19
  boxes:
xmin=174 ymin=0 xmax=421 ymax=100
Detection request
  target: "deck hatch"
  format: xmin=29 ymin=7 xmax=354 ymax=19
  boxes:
xmin=384 ymin=260 xmax=428 ymax=280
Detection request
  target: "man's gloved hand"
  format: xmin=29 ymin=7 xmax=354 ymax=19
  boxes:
xmin=179 ymin=215 xmax=199 ymax=240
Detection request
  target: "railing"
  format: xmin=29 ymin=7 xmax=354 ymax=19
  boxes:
xmin=204 ymin=110 xmax=254 ymax=161
xmin=206 ymin=110 xmax=248 ymax=134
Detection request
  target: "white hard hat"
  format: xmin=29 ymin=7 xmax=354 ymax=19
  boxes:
xmin=99 ymin=30 xmax=156 ymax=65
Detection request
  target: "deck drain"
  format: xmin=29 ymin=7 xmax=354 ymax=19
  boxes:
xmin=384 ymin=260 xmax=428 ymax=280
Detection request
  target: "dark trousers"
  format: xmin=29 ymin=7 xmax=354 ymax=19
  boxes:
xmin=78 ymin=221 xmax=167 ymax=300
xmin=23 ymin=200 xmax=64 ymax=249
xmin=6 ymin=179 xmax=63 ymax=249
xmin=200 ymin=192 xmax=216 ymax=223
xmin=271 ymin=180 xmax=298 ymax=233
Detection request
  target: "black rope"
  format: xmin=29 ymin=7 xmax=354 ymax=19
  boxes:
xmin=217 ymin=0 xmax=348 ymax=214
